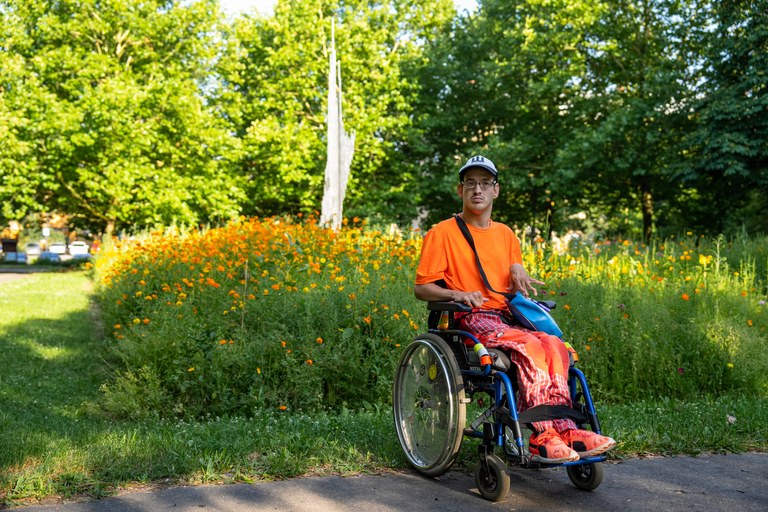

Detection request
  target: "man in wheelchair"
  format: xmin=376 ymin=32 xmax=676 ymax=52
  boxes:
xmin=413 ymin=155 xmax=616 ymax=464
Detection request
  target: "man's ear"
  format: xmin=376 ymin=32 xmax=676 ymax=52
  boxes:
xmin=456 ymin=183 xmax=463 ymax=197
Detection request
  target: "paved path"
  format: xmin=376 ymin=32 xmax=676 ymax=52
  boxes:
xmin=0 ymin=270 xmax=35 ymax=283
xmin=0 ymin=267 xmax=50 ymax=284
xmin=11 ymin=452 xmax=768 ymax=512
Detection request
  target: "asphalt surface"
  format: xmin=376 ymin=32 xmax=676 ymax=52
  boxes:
xmin=9 ymin=453 xmax=768 ymax=511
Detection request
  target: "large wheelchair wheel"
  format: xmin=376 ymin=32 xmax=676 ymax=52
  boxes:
xmin=393 ymin=333 xmax=466 ymax=477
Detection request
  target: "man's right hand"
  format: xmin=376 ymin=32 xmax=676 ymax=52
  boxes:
xmin=414 ymin=283 xmax=488 ymax=308
xmin=452 ymin=290 xmax=488 ymax=308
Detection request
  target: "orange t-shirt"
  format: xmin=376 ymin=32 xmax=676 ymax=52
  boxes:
xmin=415 ymin=217 xmax=523 ymax=311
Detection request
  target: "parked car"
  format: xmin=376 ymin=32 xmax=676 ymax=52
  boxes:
xmin=2 ymin=252 xmax=26 ymax=263
xmin=68 ymin=241 xmax=90 ymax=255
xmin=25 ymin=243 xmax=42 ymax=256
xmin=37 ymin=251 xmax=61 ymax=263
xmin=48 ymin=242 xmax=67 ymax=255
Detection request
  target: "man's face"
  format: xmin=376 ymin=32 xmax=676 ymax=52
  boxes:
xmin=458 ymin=168 xmax=499 ymax=213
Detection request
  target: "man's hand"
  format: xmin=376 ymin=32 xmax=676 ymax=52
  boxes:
xmin=508 ymin=263 xmax=545 ymax=297
xmin=414 ymin=283 xmax=488 ymax=308
xmin=453 ymin=290 xmax=488 ymax=308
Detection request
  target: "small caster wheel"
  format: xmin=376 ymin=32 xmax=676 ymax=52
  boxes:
xmin=474 ymin=454 xmax=510 ymax=502
xmin=567 ymin=462 xmax=604 ymax=491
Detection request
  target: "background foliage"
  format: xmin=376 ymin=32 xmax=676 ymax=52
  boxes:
xmin=1 ymin=0 xmax=766 ymax=239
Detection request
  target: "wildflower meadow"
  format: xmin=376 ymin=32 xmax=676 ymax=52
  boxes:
xmin=94 ymin=218 xmax=768 ymax=420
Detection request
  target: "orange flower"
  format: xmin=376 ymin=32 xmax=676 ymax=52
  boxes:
xmin=681 ymin=293 xmax=690 ymax=300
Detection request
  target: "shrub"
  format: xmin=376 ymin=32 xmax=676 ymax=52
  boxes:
xmin=95 ymin=221 xmax=768 ymax=418
xmin=95 ymin=216 xmax=424 ymax=418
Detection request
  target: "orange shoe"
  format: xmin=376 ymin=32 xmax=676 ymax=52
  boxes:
xmin=560 ymin=429 xmax=616 ymax=457
xmin=529 ymin=428 xmax=580 ymax=463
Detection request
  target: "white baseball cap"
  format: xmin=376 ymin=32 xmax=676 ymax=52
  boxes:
xmin=459 ymin=155 xmax=498 ymax=180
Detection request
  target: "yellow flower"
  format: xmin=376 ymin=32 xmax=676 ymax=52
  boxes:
xmin=188 ymin=367 xmax=195 ymax=372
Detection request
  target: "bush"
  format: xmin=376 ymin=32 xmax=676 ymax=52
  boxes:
xmin=95 ymin=220 xmax=768 ymax=419
xmin=95 ymin=217 xmax=424 ymax=418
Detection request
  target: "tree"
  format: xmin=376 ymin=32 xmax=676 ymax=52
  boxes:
xmin=557 ymin=0 xmax=704 ymax=242
xmin=683 ymin=0 xmax=768 ymax=234
xmin=214 ymin=0 xmax=455 ymax=224
xmin=0 ymin=0 xmax=244 ymax=235
xmin=410 ymin=0 xmax=608 ymax=234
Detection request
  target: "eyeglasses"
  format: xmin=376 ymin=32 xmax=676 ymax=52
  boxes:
xmin=461 ymin=179 xmax=497 ymax=191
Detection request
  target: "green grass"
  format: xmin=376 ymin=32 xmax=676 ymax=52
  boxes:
xmin=1 ymin=272 xmax=767 ymax=508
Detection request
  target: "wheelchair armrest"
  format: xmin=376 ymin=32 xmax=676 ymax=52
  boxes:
xmin=427 ymin=301 xmax=473 ymax=313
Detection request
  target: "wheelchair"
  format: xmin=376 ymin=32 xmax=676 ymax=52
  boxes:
xmin=393 ymin=300 xmax=607 ymax=502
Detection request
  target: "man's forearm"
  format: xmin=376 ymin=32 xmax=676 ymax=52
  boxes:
xmin=414 ymin=283 xmax=458 ymax=302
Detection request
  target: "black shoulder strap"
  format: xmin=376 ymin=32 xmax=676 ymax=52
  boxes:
xmin=454 ymin=215 xmax=513 ymax=300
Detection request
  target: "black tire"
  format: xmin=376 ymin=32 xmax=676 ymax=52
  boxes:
xmin=393 ymin=334 xmax=466 ymax=477
xmin=475 ymin=454 xmax=511 ymax=502
xmin=567 ymin=462 xmax=604 ymax=491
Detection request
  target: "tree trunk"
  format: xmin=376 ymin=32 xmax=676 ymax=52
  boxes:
xmin=639 ymin=182 xmax=654 ymax=243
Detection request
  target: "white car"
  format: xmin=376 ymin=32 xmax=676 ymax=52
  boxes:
xmin=49 ymin=242 xmax=67 ymax=254
xmin=25 ymin=243 xmax=42 ymax=256
xmin=68 ymin=241 xmax=90 ymax=255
